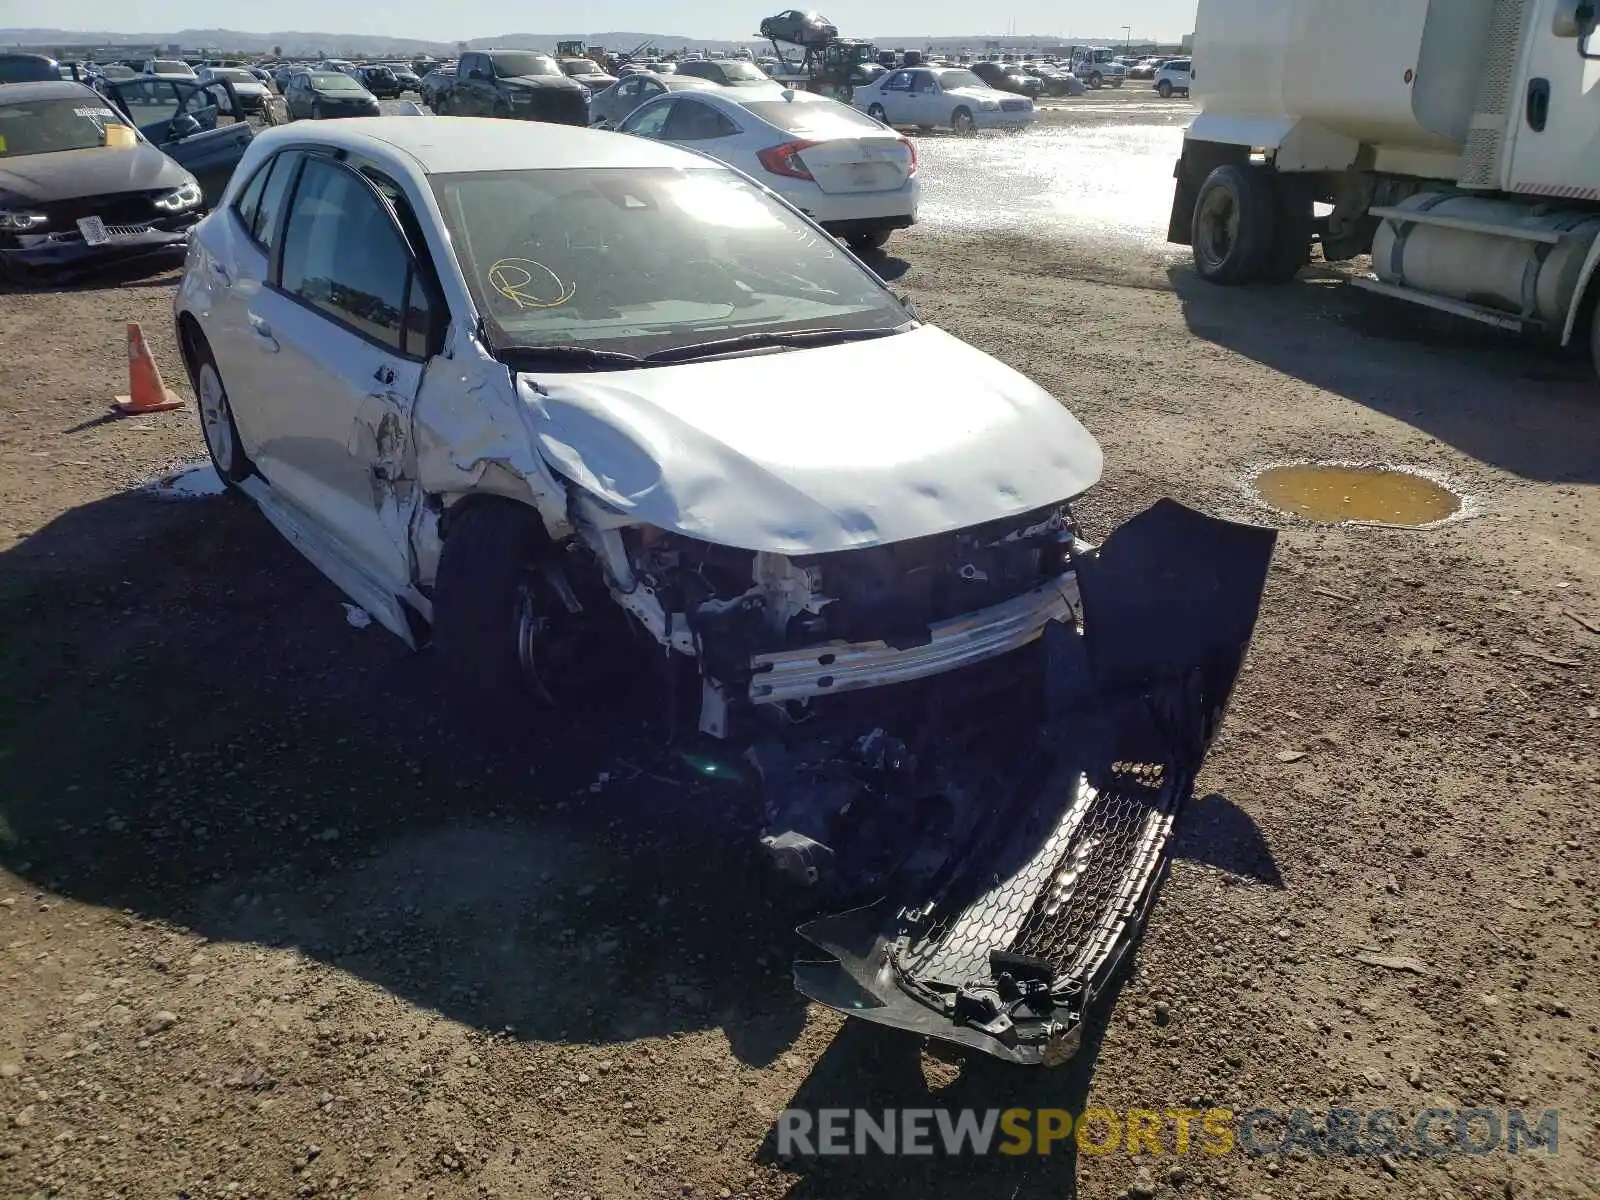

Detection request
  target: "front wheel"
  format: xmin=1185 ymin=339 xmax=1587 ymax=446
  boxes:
xmin=1191 ymin=164 xmax=1278 ymax=285
xmin=1088 ymin=72 xmax=1103 ymax=89
xmin=1157 ymin=80 xmax=1173 ymax=98
xmin=951 ymin=107 xmax=976 ymax=135
xmin=847 ymin=228 xmax=893 ymax=254
xmin=1111 ymin=78 xmax=1123 ymax=88
xmin=188 ymin=336 xmax=254 ymax=486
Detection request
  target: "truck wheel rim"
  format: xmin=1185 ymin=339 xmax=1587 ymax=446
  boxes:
xmin=1196 ymin=188 xmax=1239 ymax=271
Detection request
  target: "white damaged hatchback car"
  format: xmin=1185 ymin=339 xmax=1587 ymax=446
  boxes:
xmin=175 ymin=119 xmax=1283 ymax=1069
xmin=175 ymin=116 xmax=1109 ymax=738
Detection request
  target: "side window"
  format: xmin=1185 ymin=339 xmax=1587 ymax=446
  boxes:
xmin=664 ymin=100 xmax=736 ymax=140
xmin=361 ymin=167 xmax=445 ymax=359
xmin=118 ymin=77 xmax=182 ymax=125
xmin=253 ymin=150 xmax=302 ymax=252
xmin=232 ymin=159 xmax=271 ymax=235
xmin=883 ymin=70 xmax=911 ymax=90
xmin=621 ymin=100 xmax=672 ymax=137
xmin=278 ymin=158 xmax=410 ymax=353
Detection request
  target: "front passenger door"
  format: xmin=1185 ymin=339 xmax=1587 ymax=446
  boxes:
xmin=242 ymin=155 xmax=442 ymax=590
xmin=107 ymin=78 xmax=252 ymax=204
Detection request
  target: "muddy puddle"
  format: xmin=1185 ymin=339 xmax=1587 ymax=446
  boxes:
xmin=144 ymin=463 xmax=225 ymax=500
xmin=1249 ymin=463 xmax=1464 ymax=527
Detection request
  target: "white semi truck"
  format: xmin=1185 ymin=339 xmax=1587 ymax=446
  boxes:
xmin=1168 ymin=0 xmax=1600 ymax=374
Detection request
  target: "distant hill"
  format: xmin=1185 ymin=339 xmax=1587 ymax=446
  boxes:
xmin=0 ymin=25 xmax=1169 ymax=58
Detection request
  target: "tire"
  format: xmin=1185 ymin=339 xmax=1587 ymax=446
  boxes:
xmin=868 ymin=102 xmax=887 ymax=122
xmin=1111 ymin=78 xmax=1123 ymax=88
xmin=847 ymin=228 xmax=893 ymax=253
xmin=1157 ymin=80 xmax=1173 ymax=98
xmin=432 ymin=500 xmax=560 ymax=716
xmin=951 ymin=106 xmax=976 ymax=135
xmin=1587 ymin=297 xmax=1600 ymax=381
xmin=311 ymin=102 xmax=324 ymax=120
xmin=187 ymin=333 xmax=254 ymax=486
xmin=1088 ymin=72 xmax=1103 ymax=89
xmin=1191 ymin=163 xmax=1279 ymax=285
xmin=1260 ymin=174 xmax=1314 ymax=284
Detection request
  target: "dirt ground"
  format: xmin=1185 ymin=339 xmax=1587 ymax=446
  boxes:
xmin=1 ymin=99 xmax=1598 ymax=1200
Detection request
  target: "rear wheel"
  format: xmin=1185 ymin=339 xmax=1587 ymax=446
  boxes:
xmin=951 ymin=106 xmax=976 ymax=135
xmin=1260 ymin=174 xmax=1313 ymax=284
xmin=868 ymin=102 xmax=887 ymax=122
xmin=1157 ymin=80 xmax=1173 ymax=98
xmin=847 ymin=228 xmax=893 ymax=253
xmin=1191 ymin=164 xmax=1278 ymax=285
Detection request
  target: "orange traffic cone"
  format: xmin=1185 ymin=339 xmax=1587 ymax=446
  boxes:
xmin=111 ymin=322 xmax=183 ymax=416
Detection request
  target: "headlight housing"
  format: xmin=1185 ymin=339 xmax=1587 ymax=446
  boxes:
xmin=977 ymin=99 xmax=999 ymax=110
xmin=0 ymin=209 xmax=48 ymax=232
xmin=153 ymin=180 xmax=203 ymax=212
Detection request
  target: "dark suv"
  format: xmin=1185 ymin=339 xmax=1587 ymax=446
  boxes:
xmin=971 ymin=60 xmax=1046 ymax=98
xmin=446 ymin=50 xmax=588 ymax=124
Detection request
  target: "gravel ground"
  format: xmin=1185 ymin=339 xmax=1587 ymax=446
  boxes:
xmin=0 ymin=97 xmax=1596 ymax=1200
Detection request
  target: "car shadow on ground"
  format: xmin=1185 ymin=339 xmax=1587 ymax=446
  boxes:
xmin=0 ymin=259 xmax=182 ymax=296
xmin=1167 ymin=263 xmax=1600 ymax=486
xmin=0 ymin=486 xmax=812 ymax=1067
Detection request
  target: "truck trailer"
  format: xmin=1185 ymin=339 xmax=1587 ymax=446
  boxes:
xmin=1169 ymin=0 xmax=1600 ymax=375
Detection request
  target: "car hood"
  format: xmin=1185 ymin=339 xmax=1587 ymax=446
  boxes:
xmin=948 ymin=85 xmax=1004 ymax=102
xmin=0 ymin=143 xmax=191 ymax=204
xmin=523 ymin=324 xmax=1103 ymax=554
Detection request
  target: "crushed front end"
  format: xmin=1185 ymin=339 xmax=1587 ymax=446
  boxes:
xmin=776 ymin=499 xmax=1277 ymax=1065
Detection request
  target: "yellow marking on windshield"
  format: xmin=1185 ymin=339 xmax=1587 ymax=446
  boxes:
xmin=488 ymin=258 xmax=575 ymax=308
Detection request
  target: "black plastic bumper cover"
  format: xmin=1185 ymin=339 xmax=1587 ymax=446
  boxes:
xmin=792 ymin=499 xmax=1277 ymax=1064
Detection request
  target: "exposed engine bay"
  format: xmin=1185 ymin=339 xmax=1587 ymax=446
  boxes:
xmin=567 ymin=489 xmax=1084 ymax=740
xmin=556 ymin=494 xmax=1276 ymax=1066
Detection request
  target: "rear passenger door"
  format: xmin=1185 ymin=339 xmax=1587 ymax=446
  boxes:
xmin=876 ymin=70 xmax=914 ymax=123
xmin=240 ymin=154 xmax=446 ymax=589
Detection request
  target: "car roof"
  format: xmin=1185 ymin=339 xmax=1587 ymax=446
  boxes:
xmin=248 ymin=115 xmax=717 ymax=175
xmin=674 ymin=86 xmax=818 ymax=113
xmin=661 ymin=76 xmax=719 ymax=89
xmin=0 ymin=79 xmax=100 ymax=104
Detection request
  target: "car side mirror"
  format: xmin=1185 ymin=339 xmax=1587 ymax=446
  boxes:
xmin=168 ymin=112 xmax=203 ymax=141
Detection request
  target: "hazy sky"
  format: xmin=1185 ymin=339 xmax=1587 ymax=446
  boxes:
xmin=9 ymin=0 xmax=1200 ymax=41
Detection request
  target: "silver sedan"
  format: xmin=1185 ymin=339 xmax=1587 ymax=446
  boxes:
xmin=588 ymin=72 xmax=720 ymax=129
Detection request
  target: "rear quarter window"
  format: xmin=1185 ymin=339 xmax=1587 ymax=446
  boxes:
xmin=741 ymin=99 xmax=886 ymax=137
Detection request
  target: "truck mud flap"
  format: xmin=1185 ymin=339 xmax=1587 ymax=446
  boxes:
xmin=791 ymin=499 xmax=1276 ymax=1065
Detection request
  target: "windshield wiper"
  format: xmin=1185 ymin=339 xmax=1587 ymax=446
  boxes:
xmin=641 ymin=326 xmax=902 ymax=365
xmin=497 ymin=344 xmax=643 ymax=370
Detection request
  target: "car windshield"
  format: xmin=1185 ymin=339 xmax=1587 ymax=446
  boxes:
xmin=152 ymin=60 xmax=191 ymax=73
xmin=741 ymin=98 xmax=883 ymax=136
xmin=0 ymin=97 xmax=136 ymax=157
xmin=210 ymin=68 xmax=255 ymax=82
xmin=561 ymin=60 xmax=595 ymax=76
xmin=492 ymin=52 xmax=560 ymax=78
xmin=309 ymin=73 xmax=361 ymax=90
xmin=719 ymin=61 xmax=768 ymax=82
xmin=936 ymin=68 xmax=985 ymax=89
xmin=366 ymin=67 xmax=395 ymax=78
xmin=430 ymin=166 xmax=908 ymax=359
xmin=99 ymin=64 xmax=136 ymax=80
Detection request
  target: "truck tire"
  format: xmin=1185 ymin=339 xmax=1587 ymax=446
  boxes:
xmin=1111 ymin=77 xmax=1123 ymax=88
xmin=1191 ymin=164 xmax=1278 ymax=285
xmin=432 ymin=499 xmax=560 ymax=718
xmin=1260 ymin=175 xmax=1314 ymax=284
xmin=1157 ymin=80 xmax=1173 ymax=98
xmin=1088 ymin=72 xmax=1103 ymax=89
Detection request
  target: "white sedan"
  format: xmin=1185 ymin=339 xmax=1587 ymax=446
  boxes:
xmin=617 ymin=87 xmax=918 ymax=253
xmin=172 ymin=116 xmax=1101 ymax=739
xmin=853 ymin=66 xmax=1035 ymax=134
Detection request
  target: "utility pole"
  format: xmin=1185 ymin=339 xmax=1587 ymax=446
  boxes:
xmin=1120 ymin=24 xmax=1131 ymax=52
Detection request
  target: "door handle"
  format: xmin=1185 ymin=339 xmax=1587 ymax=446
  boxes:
xmin=1527 ymin=77 xmax=1551 ymax=132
